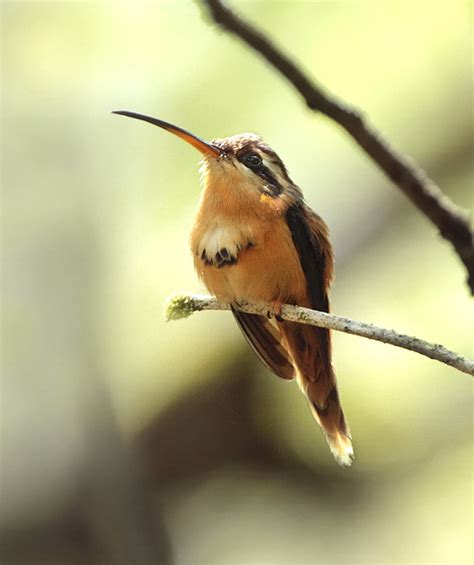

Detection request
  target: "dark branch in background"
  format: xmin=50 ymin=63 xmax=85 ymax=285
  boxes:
xmin=202 ymin=0 xmax=473 ymax=293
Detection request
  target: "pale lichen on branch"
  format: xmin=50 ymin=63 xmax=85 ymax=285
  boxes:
xmin=166 ymin=294 xmax=474 ymax=377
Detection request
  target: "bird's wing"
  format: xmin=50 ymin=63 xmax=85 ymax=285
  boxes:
xmin=284 ymin=203 xmax=333 ymax=371
xmin=283 ymin=203 xmax=353 ymax=466
xmin=231 ymin=307 xmax=295 ymax=380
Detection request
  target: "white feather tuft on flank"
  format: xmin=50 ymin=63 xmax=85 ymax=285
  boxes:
xmin=326 ymin=433 xmax=354 ymax=467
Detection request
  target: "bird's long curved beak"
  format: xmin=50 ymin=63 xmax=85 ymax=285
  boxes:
xmin=112 ymin=110 xmax=220 ymax=157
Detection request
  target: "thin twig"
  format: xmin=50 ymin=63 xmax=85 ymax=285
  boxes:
xmin=166 ymin=294 xmax=474 ymax=377
xmin=201 ymin=0 xmax=473 ymax=293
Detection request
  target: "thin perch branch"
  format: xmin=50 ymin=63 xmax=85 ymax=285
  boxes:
xmin=201 ymin=0 xmax=473 ymax=293
xmin=166 ymin=294 xmax=474 ymax=377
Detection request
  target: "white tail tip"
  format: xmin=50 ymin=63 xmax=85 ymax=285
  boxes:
xmin=327 ymin=433 xmax=354 ymax=467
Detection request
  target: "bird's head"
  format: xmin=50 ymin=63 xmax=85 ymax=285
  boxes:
xmin=113 ymin=110 xmax=299 ymax=207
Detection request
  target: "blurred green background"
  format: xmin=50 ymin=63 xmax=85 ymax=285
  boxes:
xmin=2 ymin=1 xmax=472 ymax=564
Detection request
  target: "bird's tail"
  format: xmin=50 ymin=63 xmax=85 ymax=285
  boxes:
xmin=281 ymin=321 xmax=354 ymax=466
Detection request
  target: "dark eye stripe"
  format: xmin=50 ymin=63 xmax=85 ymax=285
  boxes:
xmin=236 ymin=147 xmax=283 ymax=196
xmin=258 ymin=147 xmax=291 ymax=182
xmin=255 ymin=164 xmax=282 ymax=196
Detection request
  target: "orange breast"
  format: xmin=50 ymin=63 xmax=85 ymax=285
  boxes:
xmin=193 ymin=216 xmax=308 ymax=305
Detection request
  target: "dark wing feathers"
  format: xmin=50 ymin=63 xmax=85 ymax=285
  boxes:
xmin=231 ymin=203 xmax=352 ymax=465
xmin=285 ymin=204 xmax=329 ymax=313
xmin=231 ymin=307 xmax=295 ymax=380
xmin=285 ymin=203 xmax=331 ymax=373
xmin=283 ymin=204 xmax=353 ymax=466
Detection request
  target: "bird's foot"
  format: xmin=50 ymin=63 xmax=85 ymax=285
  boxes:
xmin=267 ymin=300 xmax=284 ymax=322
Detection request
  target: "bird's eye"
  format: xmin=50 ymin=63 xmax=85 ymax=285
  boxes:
xmin=243 ymin=153 xmax=262 ymax=168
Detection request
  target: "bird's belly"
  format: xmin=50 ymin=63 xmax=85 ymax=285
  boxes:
xmin=194 ymin=220 xmax=307 ymax=305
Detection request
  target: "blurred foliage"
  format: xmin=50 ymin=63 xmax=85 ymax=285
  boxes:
xmin=1 ymin=1 xmax=472 ymax=564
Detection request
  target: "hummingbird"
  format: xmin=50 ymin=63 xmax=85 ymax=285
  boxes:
xmin=113 ymin=110 xmax=354 ymax=466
